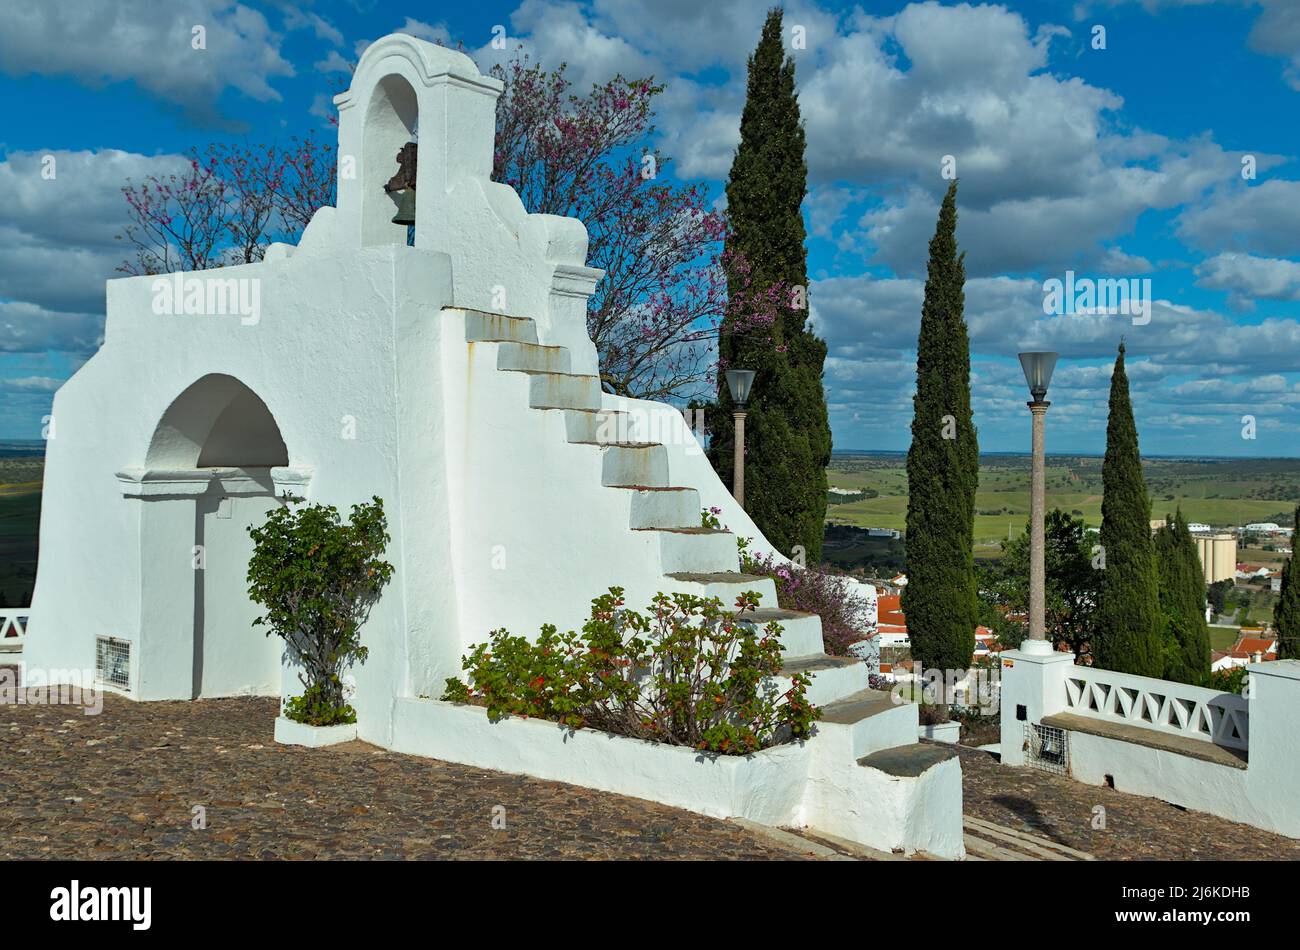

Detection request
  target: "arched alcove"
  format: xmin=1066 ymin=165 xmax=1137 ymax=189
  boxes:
xmin=361 ymin=73 xmax=418 ymax=248
xmin=146 ymin=374 xmax=288 ymax=470
xmin=138 ymin=374 xmax=289 ymax=700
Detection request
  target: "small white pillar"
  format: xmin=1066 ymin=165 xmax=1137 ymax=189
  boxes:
xmin=998 ymin=642 xmax=1076 ymax=766
xmin=1243 ymin=659 xmax=1300 ymax=837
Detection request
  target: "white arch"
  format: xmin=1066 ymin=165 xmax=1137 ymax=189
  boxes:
xmin=145 ymin=373 xmax=288 ymax=470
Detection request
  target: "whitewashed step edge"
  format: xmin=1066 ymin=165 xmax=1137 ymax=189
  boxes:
xmin=274 ymin=715 xmax=358 ymax=747
xmin=920 ymin=721 xmax=962 ymax=744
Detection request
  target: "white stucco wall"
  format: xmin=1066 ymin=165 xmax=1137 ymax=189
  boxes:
xmin=26 ymin=246 xmax=457 ymax=739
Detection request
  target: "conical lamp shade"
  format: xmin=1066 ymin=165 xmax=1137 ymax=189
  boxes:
xmin=1018 ymin=352 xmax=1058 ymax=401
xmin=725 ymin=369 xmax=756 ymax=407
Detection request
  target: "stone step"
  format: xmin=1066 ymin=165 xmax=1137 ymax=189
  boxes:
xmin=563 ymin=408 xmax=629 ymax=444
xmin=660 ymin=572 xmax=776 ymax=608
xmin=456 ymin=308 xmax=539 ymax=343
xmin=506 ymin=369 xmax=602 ymax=411
xmin=738 ymin=608 xmax=824 ymax=658
xmin=857 ymin=742 xmax=960 ymax=775
xmin=587 ymin=443 xmax=667 ymax=488
xmin=664 ymin=571 xmax=777 ymax=603
xmin=606 ymin=485 xmax=700 ymax=529
xmin=962 ymin=815 xmax=1094 ymax=861
xmin=488 ymin=340 xmax=571 ymax=374
xmin=962 ymin=833 xmax=1036 ymax=862
xmin=775 ymin=653 xmax=870 ymax=708
xmin=816 ymin=688 xmax=917 ymax=760
xmin=635 ymin=526 xmax=738 ymax=574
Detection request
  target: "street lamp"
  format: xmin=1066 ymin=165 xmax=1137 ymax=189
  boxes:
xmin=725 ymin=369 xmax=756 ymax=508
xmin=1018 ymin=351 xmax=1058 ymax=655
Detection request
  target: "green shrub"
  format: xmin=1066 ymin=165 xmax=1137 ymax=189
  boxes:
xmin=247 ymin=495 xmax=394 ymax=726
xmin=442 ymin=587 xmax=821 ymax=754
xmin=1206 ymin=665 xmax=1248 ymax=695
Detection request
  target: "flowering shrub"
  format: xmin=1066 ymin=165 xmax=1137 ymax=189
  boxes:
xmin=1206 ymin=665 xmax=1248 ymax=695
xmin=442 ymin=587 xmax=820 ymax=754
xmin=739 ymin=545 xmax=874 ymax=656
xmin=247 ymin=495 xmax=393 ymax=726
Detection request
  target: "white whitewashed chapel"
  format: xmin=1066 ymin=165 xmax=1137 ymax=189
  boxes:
xmin=26 ymin=34 xmax=961 ymax=857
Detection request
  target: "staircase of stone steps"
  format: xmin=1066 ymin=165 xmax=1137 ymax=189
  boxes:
xmin=450 ymin=307 xmax=968 ymax=855
xmin=455 ymin=305 xmax=873 ymax=713
xmin=960 ymin=815 xmax=1095 ymax=861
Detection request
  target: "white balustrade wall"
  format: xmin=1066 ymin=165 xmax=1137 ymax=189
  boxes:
xmin=1061 ymin=665 xmax=1249 ymax=751
xmin=999 ymin=646 xmax=1300 ymax=839
xmin=0 ymin=610 xmax=28 ymax=649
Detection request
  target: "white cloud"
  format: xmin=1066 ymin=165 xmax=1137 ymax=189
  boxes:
xmin=0 ymin=301 xmax=103 ymax=356
xmin=1248 ymin=1 xmax=1300 ymax=89
xmin=1195 ymin=252 xmax=1300 ymax=308
xmin=395 ymin=17 xmax=451 ymax=46
xmin=0 ymin=375 xmax=63 ymax=392
xmin=284 ymin=7 xmax=344 ymax=46
xmin=0 ymin=149 xmax=188 ymax=349
xmin=0 ymin=1 xmax=295 ymax=124
xmin=1178 ymin=180 xmax=1300 ymax=257
xmin=314 ymin=50 xmax=353 ymax=74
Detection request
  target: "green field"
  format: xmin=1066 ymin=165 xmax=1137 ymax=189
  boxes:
xmin=0 ymin=454 xmax=43 ymax=603
xmin=827 ymin=453 xmax=1300 ymax=558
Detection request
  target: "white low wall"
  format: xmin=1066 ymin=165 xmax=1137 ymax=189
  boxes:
xmin=1065 ymin=730 xmax=1251 ymax=823
xmin=390 ymin=697 xmax=966 ymax=857
xmin=391 ymin=698 xmax=809 ymax=826
xmin=1000 ymin=651 xmax=1300 ymax=839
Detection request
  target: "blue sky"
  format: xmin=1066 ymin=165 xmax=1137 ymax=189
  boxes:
xmin=3 ymin=0 xmax=1300 ymax=457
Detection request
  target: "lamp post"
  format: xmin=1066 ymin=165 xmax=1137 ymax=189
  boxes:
xmin=1018 ymin=351 xmax=1058 ymax=655
xmin=725 ymin=369 xmax=756 ymax=508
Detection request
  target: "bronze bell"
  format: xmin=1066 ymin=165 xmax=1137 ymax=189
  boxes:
xmin=385 ymin=142 xmax=418 ymax=227
xmin=390 ymin=188 xmax=416 ymax=226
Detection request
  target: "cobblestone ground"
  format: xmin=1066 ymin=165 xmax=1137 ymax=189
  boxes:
xmin=955 ymin=745 xmax=1300 ymax=860
xmin=0 ymin=694 xmax=813 ymax=860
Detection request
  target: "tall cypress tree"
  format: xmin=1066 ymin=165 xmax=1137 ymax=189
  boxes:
xmin=1094 ymin=341 xmax=1164 ymax=677
xmin=901 ymin=181 xmax=979 ymax=677
xmin=1154 ymin=509 xmax=1211 ymax=684
xmin=1275 ymin=503 xmax=1300 ymax=660
xmin=709 ymin=7 xmax=831 ymax=562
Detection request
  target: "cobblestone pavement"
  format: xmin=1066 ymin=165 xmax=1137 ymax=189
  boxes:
xmin=7 ymin=694 xmax=1291 ymax=861
xmin=0 ymin=694 xmax=815 ymax=860
xmin=955 ymin=744 xmax=1300 ymax=860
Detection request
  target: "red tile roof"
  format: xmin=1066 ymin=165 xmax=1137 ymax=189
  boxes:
xmin=1230 ymin=636 xmax=1277 ymax=660
xmin=878 ymin=594 xmax=906 ymax=629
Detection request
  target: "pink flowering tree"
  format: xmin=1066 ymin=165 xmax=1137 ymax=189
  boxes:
xmin=117 ymin=134 xmax=336 ymax=276
xmin=490 ymin=55 xmax=737 ymax=400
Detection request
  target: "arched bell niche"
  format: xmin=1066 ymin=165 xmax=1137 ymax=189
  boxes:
xmin=362 ymin=73 xmax=418 ymax=248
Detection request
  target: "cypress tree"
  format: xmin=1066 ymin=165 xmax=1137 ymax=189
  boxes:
xmin=1275 ymin=503 xmax=1300 ymax=660
xmin=901 ymin=181 xmax=979 ymax=678
xmin=709 ymin=7 xmax=831 ymax=562
xmin=1093 ymin=341 xmax=1164 ymax=677
xmin=1154 ymin=509 xmax=1211 ymax=684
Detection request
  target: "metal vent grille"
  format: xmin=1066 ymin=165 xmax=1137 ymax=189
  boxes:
xmin=95 ymin=636 xmax=131 ymax=690
xmin=1025 ymin=722 xmax=1069 ymax=775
